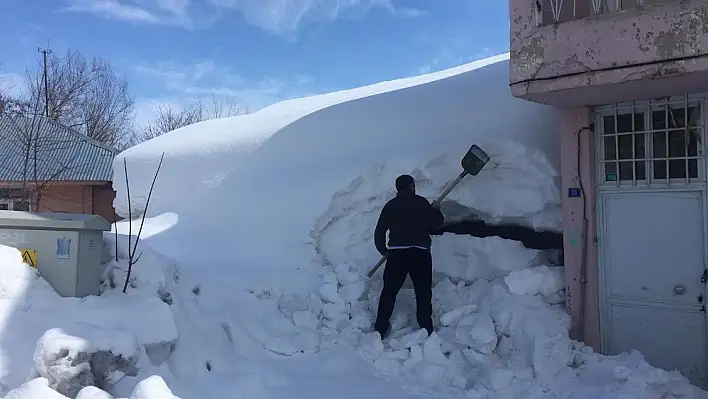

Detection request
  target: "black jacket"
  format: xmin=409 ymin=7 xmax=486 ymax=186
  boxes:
xmin=374 ymin=192 xmax=445 ymax=256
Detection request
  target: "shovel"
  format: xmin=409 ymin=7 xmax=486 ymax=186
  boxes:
xmin=366 ymin=144 xmax=490 ymax=278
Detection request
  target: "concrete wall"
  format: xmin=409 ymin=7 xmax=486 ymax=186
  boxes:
xmin=510 ymin=0 xmax=708 ymax=105
xmin=559 ymin=107 xmax=600 ymax=350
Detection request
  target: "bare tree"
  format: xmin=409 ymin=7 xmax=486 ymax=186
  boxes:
xmin=136 ymin=102 xmax=203 ymax=143
xmin=134 ymin=95 xmax=247 ymax=143
xmin=0 ymin=59 xmax=9 ymax=112
xmin=24 ymin=49 xmax=135 ymax=148
xmin=204 ymin=95 xmax=248 ymax=119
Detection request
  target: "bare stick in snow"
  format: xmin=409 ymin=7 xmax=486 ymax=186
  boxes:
xmin=122 ymin=152 xmax=165 ymax=293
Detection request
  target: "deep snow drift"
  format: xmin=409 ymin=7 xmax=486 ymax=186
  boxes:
xmin=0 ymin=244 xmax=181 ymax=399
xmin=100 ymin=53 xmax=708 ymax=398
xmin=112 ymin=54 xmax=561 ymax=280
xmin=1 ymin=54 xmax=701 ymax=398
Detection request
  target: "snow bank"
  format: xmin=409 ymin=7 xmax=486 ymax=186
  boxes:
xmin=2 ymin=378 xmax=67 ymax=399
xmin=0 ymin=244 xmax=177 ymax=396
xmin=108 ymin=52 xmax=708 ymax=398
xmin=6 ymin=376 xmax=180 ymax=399
xmin=311 ymin=141 xmax=560 ymax=285
xmin=275 ymin=251 xmax=700 ymax=398
xmin=263 ymin=140 xmax=702 ymax=397
xmin=113 ymin=54 xmax=561 ymax=278
xmin=125 ymin=376 xmax=179 ymax=399
xmin=31 ymin=326 xmax=140 ymax=397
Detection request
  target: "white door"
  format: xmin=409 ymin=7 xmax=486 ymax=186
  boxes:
xmin=600 ymin=190 xmax=708 ymax=388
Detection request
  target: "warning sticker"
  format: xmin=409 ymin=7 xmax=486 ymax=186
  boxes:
xmin=20 ymin=248 xmax=37 ymax=268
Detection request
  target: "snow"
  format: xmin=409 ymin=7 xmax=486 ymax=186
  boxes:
xmin=0 ymin=245 xmax=176 ymax=398
xmin=0 ymin=53 xmax=706 ymax=398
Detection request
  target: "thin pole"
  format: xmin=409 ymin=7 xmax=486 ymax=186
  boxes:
xmin=37 ymin=47 xmax=52 ymax=117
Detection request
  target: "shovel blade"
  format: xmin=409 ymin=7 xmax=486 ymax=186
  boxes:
xmin=461 ymin=144 xmax=490 ymax=176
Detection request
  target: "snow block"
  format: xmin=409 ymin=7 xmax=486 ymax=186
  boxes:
xmin=504 ymin=265 xmax=564 ymax=296
xmin=128 ymin=375 xmax=180 ymax=399
xmin=358 ymin=332 xmax=385 ymax=362
xmin=318 ymin=283 xmax=343 ymax=304
xmin=31 ymin=326 xmax=140 ymax=398
xmin=3 ymin=378 xmax=69 ymax=399
xmin=455 ymin=314 xmax=498 ymax=354
xmin=338 ymin=281 xmax=368 ymax=303
xmin=389 ymin=329 xmax=429 ymax=351
xmin=293 ymin=310 xmax=319 ymax=330
xmin=77 ymin=386 xmax=114 ymax=399
xmin=440 ymin=305 xmax=477 ymax=327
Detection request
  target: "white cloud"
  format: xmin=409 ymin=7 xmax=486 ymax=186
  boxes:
xmin=0 ymin=72 xmax=27 ymax=98
xmin=210 ymin=0 xmax=423 ymax=34
xmin=412 ymin=47 xmax=497 ymax=77
xmin=410 ymin=30 xmax=502 ymax=77
xmin=63 ymin=0 xmax=193 ymax=27
xmin=62 ymin=0 xmax=423 ymax=34
xmin=132 ymin=60 xmax=327 ymax=127
xmin=395 ymin=7 xmax=426 ymax=18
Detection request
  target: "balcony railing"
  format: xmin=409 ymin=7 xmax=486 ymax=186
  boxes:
xmin=540 ymin=0 xmax=672 ymax=25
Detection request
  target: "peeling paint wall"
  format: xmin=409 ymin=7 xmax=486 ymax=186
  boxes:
xmin=510 ymin=0 xmax=708 ymax=103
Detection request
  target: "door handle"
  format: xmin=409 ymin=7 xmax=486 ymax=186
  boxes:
xmin=674 ymin=285 xmax=687 ymax=295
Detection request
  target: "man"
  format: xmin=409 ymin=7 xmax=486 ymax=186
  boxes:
xmin=373 ymin=174 xmax=445 ymax=338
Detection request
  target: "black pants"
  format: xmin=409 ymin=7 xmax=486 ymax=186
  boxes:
xmin=374 ymin=248 xmax=433 ymax=335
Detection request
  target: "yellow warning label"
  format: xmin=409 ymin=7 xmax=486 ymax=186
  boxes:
xmin=20 ymin=249 xmax=37 ymax=268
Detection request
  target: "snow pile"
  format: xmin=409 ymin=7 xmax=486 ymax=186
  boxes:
xmin=113 ymin=54 xmax=561 ymax=221
xmin=0 ymin=244 xmax=177 ymax=397
xmin=4 ymin=375 xmax=180 ymax=399
xmin=124 ymin=376 xmax=179 ymax=399
xmin=311 ymin=141 xmax=560 ymax=284
xmin=30 ymin=326 xmax=140 ymax=397
xmin=107 ymin=52 xmax=707 ymax=398
xmin=112 ymin=55 xmax=561 ymax=277
xmin=278 ymin=260 xmax=698 ymax=398
xmin=263 ymin=144 xmax=703 ymax=398
xmin=2 ymin=378 xmax=67 ymax=399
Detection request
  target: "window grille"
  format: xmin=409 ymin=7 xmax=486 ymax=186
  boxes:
xmin=540 ymin=0 xmax=673 ymax=25
xmin=598 ymin=95 xmax=704 ymax=187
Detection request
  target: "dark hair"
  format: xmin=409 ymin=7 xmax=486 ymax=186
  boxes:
xmin=395 ymin=174 xmax=415 ymax=192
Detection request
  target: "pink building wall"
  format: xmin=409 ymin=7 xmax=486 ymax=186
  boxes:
xmin=509 ymin=0 xmax=708 ymax=106
xmin=509 ymin=0 xmax=708 ymax=351
xmin=559 ymin=108 xmax=600 ymax=350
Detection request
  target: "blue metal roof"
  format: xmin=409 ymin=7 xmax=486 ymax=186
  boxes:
xmin=0 ymin=114 xmax=119 ymax=182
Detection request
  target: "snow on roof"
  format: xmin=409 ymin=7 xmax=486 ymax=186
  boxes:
xmin=119 ymin=53 xmax=511 ymax=159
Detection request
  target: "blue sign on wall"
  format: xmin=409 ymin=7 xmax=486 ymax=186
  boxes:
xmin=568 ymin=188 xmax=582 ymax=198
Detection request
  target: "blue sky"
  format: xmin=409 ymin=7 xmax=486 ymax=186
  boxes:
xmin=0 ymin=0 xmax=509 ymax=126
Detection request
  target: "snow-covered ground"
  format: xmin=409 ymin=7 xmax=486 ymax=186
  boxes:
xmin=1 ymin=53 xmax=706 ymax=398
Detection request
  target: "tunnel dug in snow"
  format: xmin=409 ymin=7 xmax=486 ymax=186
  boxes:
xmin=311 ymin=142 xmax=564 ymax=286
xmin=440 ymin=217 xmax=563 ymax=262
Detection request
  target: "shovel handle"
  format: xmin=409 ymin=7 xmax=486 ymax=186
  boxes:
xmin=367 ymin=255 xmax=387 ymax=277
xmin=431 ymin=171 xmax=469 ymax=208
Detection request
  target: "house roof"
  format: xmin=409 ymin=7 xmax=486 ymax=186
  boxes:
xmin=0 ymin=114 xmax=119 ymax=183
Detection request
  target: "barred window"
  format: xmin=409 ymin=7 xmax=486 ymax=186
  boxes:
xmin=598 ymin=97 xmax=704 ymax=186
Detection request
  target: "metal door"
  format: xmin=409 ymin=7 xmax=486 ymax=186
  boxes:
xmin=599 ymin=190 xmax=708 ymax=388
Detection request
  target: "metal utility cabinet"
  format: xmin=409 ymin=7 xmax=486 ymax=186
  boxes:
xmin=0 ymin=210 xmax=111 ymax=297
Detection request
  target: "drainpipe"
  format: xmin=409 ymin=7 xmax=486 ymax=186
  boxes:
xmin=576 ymin=125 xmax=593 ymax=343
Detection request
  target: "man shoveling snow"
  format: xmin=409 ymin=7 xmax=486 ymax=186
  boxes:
xmin=373 ymin=174 xmax=445 ymax=338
